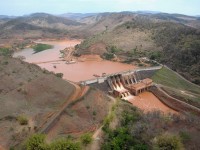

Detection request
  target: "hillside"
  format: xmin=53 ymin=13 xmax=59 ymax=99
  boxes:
xmin=76 ymin=13 xmax=200 ymax=85
xmin=1 ymin=13 xmax=83 ymax=30
xmin=0 ymin=54 xmax=112 ymax=149
xmin=0 ymin=13 xmax=85 ymax=46
xmin=152 ymin=67 xmax=200 ymax=108
xmin=79 ymin=12 xmax=137 ymax=34
xmin=0 ymin=55 xmax=76 ymax=148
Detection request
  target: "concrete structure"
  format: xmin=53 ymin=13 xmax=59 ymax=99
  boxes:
xmin=108 ymin=72 xmax=153 ymax=98
xmin=125 ymin=78 xmax=153 ymax=95
xmin=80 ymin=66 xmax=160 ymax=99
xmin=80 ymin=66 xmax=161 ymax=85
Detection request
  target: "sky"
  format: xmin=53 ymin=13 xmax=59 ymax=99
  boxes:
xmin=0 ymin=0 xmax=199 ymax=16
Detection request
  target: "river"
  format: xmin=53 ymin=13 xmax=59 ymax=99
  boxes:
xmin=13 ymin=39 xmax=135 ymax=82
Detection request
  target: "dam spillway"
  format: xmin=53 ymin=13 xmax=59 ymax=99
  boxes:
xmin=107 ymin=72 xmax=153 ymax=99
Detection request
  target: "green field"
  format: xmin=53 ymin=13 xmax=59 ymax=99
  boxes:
xmin=32 ymin=43 xmax=53 ymax=53
xmin=152 ymin=67 xmax=200 ymax=95
xmin=152 ymin=67 xmax=200 ymax=107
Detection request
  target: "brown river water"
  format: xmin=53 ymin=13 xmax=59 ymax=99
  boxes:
xmin=13 ymin=39 xmax=135 ymax=82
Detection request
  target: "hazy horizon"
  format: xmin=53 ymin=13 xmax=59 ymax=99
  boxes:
xmin=0 ymin=0 xmax=200 ymax=16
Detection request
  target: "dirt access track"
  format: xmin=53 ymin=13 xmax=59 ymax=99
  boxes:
xmin=46 ymin=87 xmax=111 ymax=141
xmin=38 ymin=82 xmax=89 ymax=134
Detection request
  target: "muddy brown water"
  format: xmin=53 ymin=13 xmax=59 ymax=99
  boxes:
xmin=128 ymin=92 xmax=178 ymax=114
xmin=13 ymin=40 xmax=79 ymax=63
xmin=13 ymin=40 xmax=135 ymax=82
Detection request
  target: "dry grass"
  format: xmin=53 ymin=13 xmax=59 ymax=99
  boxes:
xmin=0 ymin=56 xmax=75 ymax=149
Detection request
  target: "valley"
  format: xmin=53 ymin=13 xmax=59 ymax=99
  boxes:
xmin=0 ymin=11 xmax=200 ymax=150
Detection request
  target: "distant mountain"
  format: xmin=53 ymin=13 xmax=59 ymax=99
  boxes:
xmin=59 ymin=11 xmax=161 ymax=20
xmin=135 ymin=10 xmax=161 ymax=14
xmin=0 ymin=13 xmax=84 ymax=30
xmin=26 ymin=13 xmax=84 ymax=26
xmin=59 ymin=13 xmax=97 ymax=20
xmin=0 ymin=13 xmax=86 ymax=40
xmin=0 ymin=15 xmax=17 ymax=19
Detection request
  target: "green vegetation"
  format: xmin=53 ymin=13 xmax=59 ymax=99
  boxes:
xmin=103 ymin=45 xmax=122 ymax=60
xmin=25 ymin=134 xmax=80 ymax=150
xmin=80 ymin=133 xmax=93 ymax=146
xmin=55 ymin=73 xmax=64 ymax=78
xmin=102 ymin=52 xmax=115 ymax=60
xmin=17 ymin=115 xmax=28 ymax=125
xmin=152 ymin=67 xmax=200 ymax=95
xmin=152 ymin=22 xmax=200 ymax=85
xmin=50 ymin=139 xmax=80 ymax=150
xmin=179 ymin=131 xmax=191 ymax=142
xmin=108 ymin=45 xmax=122 ymax=54
xmin=150 ymin=51 xmax=162 ymax=61
xmin=103 ymin=98 xmax=119 ymax=130
xmin=102 ymin=101 xmax=148 ymax=150
xmin=32 ymin=44 xmax=53 ymax=53
xmin=100 ymin=100 xmax=200 ymax=149
xmin=152 ymin=67 xmax=200 ymax=107
xmin=26 ymin=134 xmax=46 ymax=150
xmin=153 ymin=133 xmax=184 ymax=150
xmin=0 ymin=47 xmax=12 ymax=56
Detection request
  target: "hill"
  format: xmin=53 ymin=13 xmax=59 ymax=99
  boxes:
xmin=0 ymin=13 xmax=85 ymax=46
xmin=1 ymin=13 xmax=83 ymax=30
xmin=0 ymin=55 xmax=76 ymax=148
xmin=76 ymin=13 xmax=200 ymax=85
xmin=0 ymin=54 xmax=111 ymax=149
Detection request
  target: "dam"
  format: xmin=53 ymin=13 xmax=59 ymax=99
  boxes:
xmin=80 ymin=66 xmax=160 ymax=100
xmin=107 ymin=72 xmax=153 ymax=100
xmin=83 ymin=66 xmax=179 ymax=114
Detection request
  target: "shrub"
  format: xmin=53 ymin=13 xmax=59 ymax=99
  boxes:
xmin=86 ymin=105 xmax=90 ymax=109
xmin=26 ymin=134 xmax=46 ymax=150
xmin=93 ymin=111 xmax=96 ymax=116
xmin=150 ymin=51 xmax=162 ymax=60
xmin=56 ymin=73 xmax=63 ymax=78
xmin=0 ymin=47 xmax=12 ymax=56
xmin=179 ymin=131 xmax=191 ymax=142
xmin=153 ymin=133 xmax=184 ymax=150
xmin=109 ymin=46 xmax=121 ymax=54
xmin=103 ymin=52 xmax=115 ymax=60
xmin=17 ymin=115 xmax=28 ymax=125
xmin=3 ymin=61 xmax=8 ymax=65
xmin=80 ymin=133 xmax=93 ymax=146
xmin=50 ymin=139 xmax=80 ymax=150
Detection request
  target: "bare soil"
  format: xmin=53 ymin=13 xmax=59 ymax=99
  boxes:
xmin=46 ymin=89 xmax=112 ymax=141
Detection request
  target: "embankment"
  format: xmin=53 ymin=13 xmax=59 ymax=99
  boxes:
xmin=150 ymin=85 xmax=200 ymax=116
